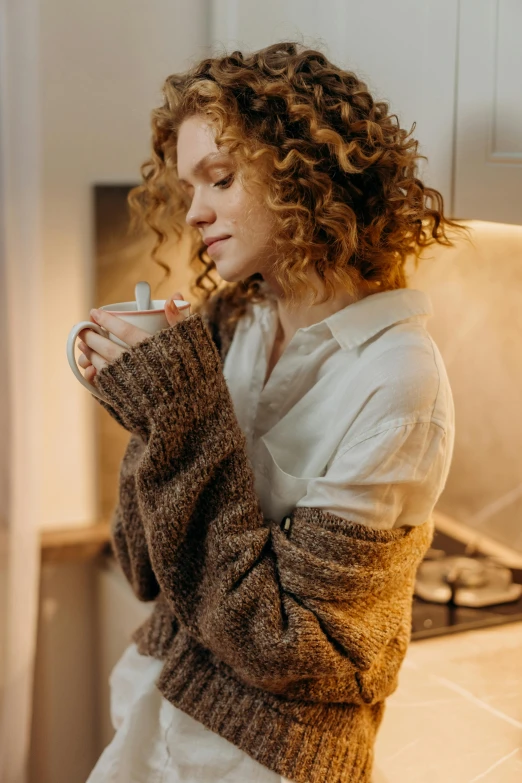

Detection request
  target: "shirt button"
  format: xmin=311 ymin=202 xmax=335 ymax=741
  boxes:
xmin=281 ymin=516 xmax=292 ymax=533
xmin=297 ymin=344 xmax=308 ymax=355
xmin=268 ymin=401 xmax=277 ymax=410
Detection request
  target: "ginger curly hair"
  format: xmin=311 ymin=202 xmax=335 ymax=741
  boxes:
xmin=128 ymin=41 xmax=463 ymax=328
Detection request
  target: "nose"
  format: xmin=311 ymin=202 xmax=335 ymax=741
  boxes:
xmin=185 ymin=187 xmax=215 ymax=229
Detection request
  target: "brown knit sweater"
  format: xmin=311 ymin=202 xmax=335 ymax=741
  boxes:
xmin=93 ymin=292 xmax=434 ymax=783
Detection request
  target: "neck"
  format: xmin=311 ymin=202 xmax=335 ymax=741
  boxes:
xmin=263 ymin=270 xmax=380 ymax=346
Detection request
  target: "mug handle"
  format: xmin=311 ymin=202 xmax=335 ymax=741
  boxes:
xmin=66 ymin=321 xmax=109 ymax=402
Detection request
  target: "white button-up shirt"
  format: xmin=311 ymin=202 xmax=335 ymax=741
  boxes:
xmin=223 ymin=287 xmax=454 ymax=529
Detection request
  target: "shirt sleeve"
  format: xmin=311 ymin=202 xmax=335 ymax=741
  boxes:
xmin=296 ymin=420 xmax=451 ymax=530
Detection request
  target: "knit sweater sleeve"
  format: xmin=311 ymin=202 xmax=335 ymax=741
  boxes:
xmin=89 ymin=290 xmax=231 ymax=432
xmin=96 ymin=291 xmax=235 ymax=600
xmin=94 ymin=314 xmax=433 ymax=700
xmin=110 ymin=432 xmax=160 ymax=601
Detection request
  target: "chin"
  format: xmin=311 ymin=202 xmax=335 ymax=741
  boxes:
xmin=214 ymin=256 xmax=261 ymax=284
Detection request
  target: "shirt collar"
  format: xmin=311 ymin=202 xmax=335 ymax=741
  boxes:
xmin=258 ymin=287 xmax=433 ymax=350
xmin=325 ymin=288 xmax=433 ymax=350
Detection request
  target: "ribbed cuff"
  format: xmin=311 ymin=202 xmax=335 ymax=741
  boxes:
xmin=92 ymin=314 xmax=223 ymax=441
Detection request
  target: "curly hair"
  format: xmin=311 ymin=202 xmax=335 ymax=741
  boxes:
xmin=128 ymin=41 xmax=464 ymax=329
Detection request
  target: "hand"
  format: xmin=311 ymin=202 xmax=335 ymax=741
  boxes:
xmin=77 ymin=291 xmax=188 ymax=385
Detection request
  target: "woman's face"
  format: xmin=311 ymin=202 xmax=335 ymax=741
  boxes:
xmin=176 ymin=115 xmax=278 ymax=283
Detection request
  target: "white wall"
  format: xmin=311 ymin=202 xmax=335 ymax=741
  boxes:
xmin=40 ymin=0 xmax=209 ymax=529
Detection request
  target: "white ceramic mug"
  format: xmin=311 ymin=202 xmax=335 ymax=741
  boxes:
xmin=66 ymin=295 xmax=191 ymax=401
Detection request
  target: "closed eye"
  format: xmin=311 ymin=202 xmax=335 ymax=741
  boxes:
xmin=213 ymin=174 xmax=234 ymax=189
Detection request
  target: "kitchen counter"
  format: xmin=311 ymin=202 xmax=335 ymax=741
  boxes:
xmin=373 ymin=621 xmax=522 ymax=783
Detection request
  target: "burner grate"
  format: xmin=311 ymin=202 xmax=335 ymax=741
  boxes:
xmin=411 ymin=530 xmax=522 ymax=640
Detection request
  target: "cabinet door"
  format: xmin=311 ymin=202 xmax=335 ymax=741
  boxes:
xmin=455 ymin=0 xmax=522 ymax=224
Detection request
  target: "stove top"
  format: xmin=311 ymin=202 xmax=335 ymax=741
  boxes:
xmin=411 ymin=529 xmax=522 ymax=640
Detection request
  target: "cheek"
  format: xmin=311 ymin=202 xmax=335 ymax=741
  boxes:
xmin=224 ymin=187 xmax=254 ymax=225
xmin=224 ymin=179 xmax=268 ymax=224
xmin=248 ymin=208 xmax=277 ymax=253
xmin=229 ymin=194 xmax=275 ymax=240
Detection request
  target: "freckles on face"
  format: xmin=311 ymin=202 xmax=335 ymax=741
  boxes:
xmin=176 ymin=116 xmax=278 ymax=282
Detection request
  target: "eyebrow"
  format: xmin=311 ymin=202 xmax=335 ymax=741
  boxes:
xmin=177 ymin=152 xmax=231 ymax=186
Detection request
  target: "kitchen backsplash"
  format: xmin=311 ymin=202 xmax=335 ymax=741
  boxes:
xmin=407 ymin=220 xmax=522 ymax=554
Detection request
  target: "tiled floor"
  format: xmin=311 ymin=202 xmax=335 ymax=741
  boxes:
xmin=373 ymin=622 xmax=522 ymax=783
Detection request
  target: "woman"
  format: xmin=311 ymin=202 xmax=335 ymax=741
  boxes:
xmin=80 ymin=42 xmax=460 ymax=783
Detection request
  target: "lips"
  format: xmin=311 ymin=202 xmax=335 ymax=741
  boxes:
xmin=205 ymin=234 xmax=230 ymax=245
xmin=206 ymin=236 xmax=231 ymax=255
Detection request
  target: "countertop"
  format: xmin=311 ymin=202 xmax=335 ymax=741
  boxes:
xmin=373 ymin=621 xmax=522 ymax=783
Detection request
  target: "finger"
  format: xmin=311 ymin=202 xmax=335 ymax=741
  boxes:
xmin=89 ymin=308 xmax=151 ymax=349
xmin=78 ymin=339 xmax=109 ymax=373
xmin=167 ymin=292 xmax=184 ymax=310
xmin=80 ymin=327 xmax=126 ymax=366
xmin=165 ymin=292 xmax=187 ymax=327
xmin=78 ymin=327 xmax=114 ymax=357
xmin=77 ymin=340 xmax=93 ymax=370
xmin=84 ymin=364 xmax=97 ymax=383
xmin=78 ymin=353 xmax=93 ymax=370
